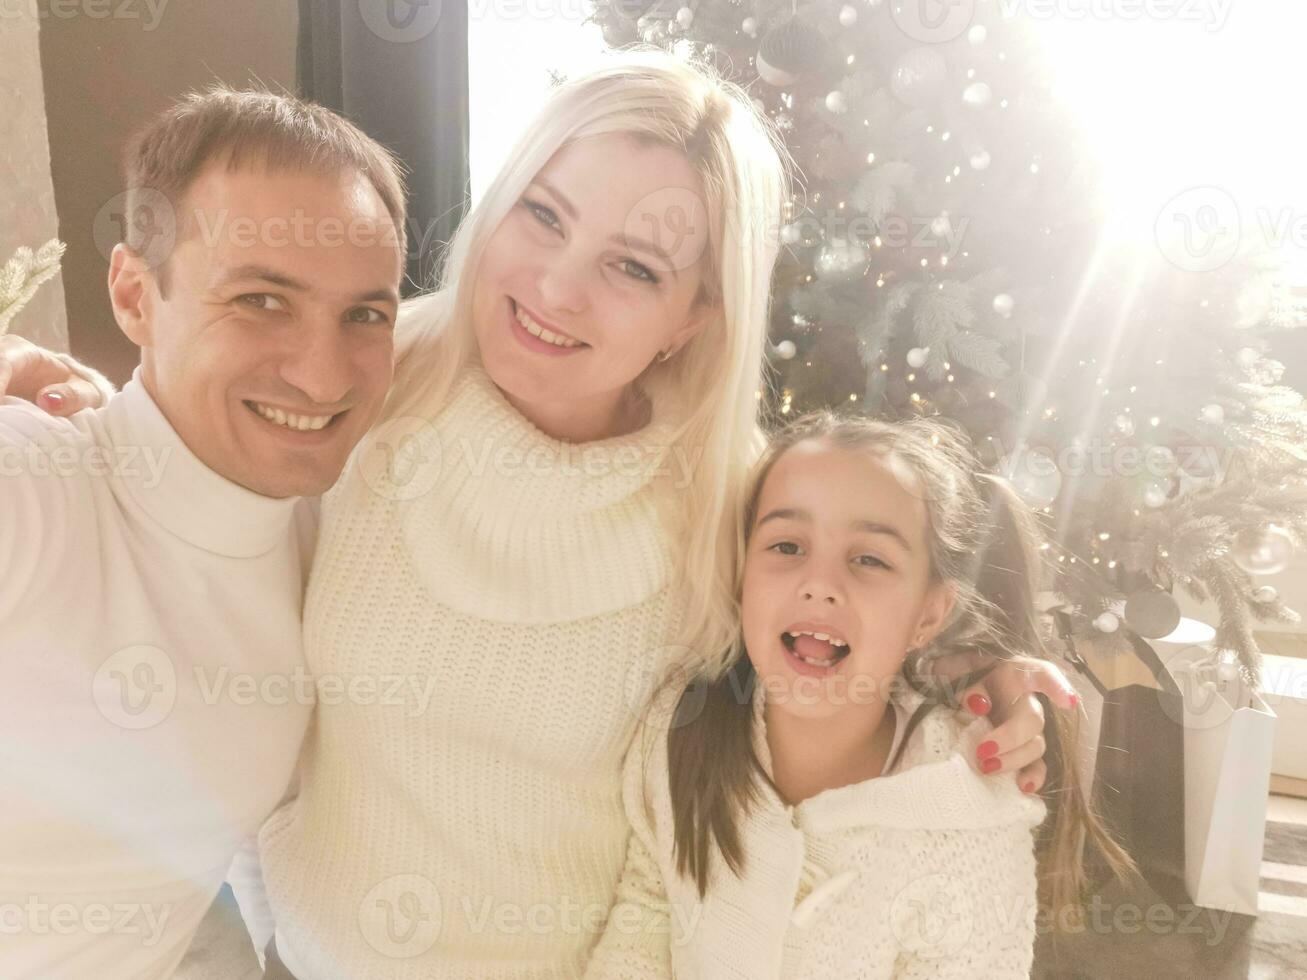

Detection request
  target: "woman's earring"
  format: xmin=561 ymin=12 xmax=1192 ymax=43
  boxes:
xmin=657 ymin=347 xmax=674 ymax=363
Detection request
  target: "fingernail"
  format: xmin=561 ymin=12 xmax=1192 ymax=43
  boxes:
xmin=966 ymin=693 xmax=992 ymax=716
xmin=976 ymin=740 xmax=999 ymax=760
xmin=982 ymin=757 xmax=1002 ymax=774
xmin=1022 ymin=781 xmax=1035 ymax=794
xmin=40 ymin=390 xmax=65 ymax=408
xmin=1067 ymin=692 xmax=1080 ymax=708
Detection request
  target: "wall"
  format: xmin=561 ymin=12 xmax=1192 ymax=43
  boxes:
xmin=38 ymin=0 xmax=298 ymax=386
xmin=0 ymin=3 xmax=68 ymax=350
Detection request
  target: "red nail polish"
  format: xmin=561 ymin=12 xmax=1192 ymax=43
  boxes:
xmin=1022 ymin=781 xmax=1035 ymax=794
xmin=1068 ymin=693 xmax=1080 ymax=708
xmin=966 ymin=693 xmax=992 ymax=716
xmin=982 ymin=757 xmax=1002 ymax=774
xmin=976 ymin=740 xmax=999 ymax=760
xmin=41 ymin=391 xmax=64 ymax=408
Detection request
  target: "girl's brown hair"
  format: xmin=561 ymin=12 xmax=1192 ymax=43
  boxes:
xmin=665 ymin=410 xmax=1138 ymax=924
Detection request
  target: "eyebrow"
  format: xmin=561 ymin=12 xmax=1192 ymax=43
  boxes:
xmin=755 ymin=507 xmax=913 ymax=553
xmin=215 ymin=264 xmax=399 ymax=305
xmin=531 ymin=178 xmax=679 ymax=279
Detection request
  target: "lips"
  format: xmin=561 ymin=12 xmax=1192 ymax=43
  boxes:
xmin=511 ymin=298 xmax=588 ymax=348
xmin=781 ymin=624 xmax=853 ymax=668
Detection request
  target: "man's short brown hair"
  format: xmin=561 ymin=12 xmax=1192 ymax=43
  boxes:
xmin=121 ymin=86 xmax=409 ymax=293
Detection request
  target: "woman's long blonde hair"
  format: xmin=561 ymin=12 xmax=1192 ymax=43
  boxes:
xmin=385 ymin=48 xmax=791 ymax=670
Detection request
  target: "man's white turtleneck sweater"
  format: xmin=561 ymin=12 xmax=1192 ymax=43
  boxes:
xmin=0 ymin=369 xmax=314 ymax=978
xmin=256 ymin=362 xmax=688 ymax=979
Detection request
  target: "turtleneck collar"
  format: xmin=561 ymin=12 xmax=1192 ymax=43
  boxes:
xmin=396 ymin=362 xmax=684 ymax=624
xmin=100 ymin=367 xmax=301 ymax=558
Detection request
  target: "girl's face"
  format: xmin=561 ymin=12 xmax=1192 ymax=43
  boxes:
xmin=471 ymin=132 xmax=715 ymax=436
xmin=741 ymin=439 xmax=955 ymax=722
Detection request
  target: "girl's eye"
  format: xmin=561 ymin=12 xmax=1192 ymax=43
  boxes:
xmin=237 ymin=293 xmax=286 ymax=313
xmin=855 ymin=554 xmax=890 ymax=570
xmin=345 ymin=307 xmax=390 ymax=326
xmin=523 ymin=198 xmax=561 ymax=232
xmin=768 ymin=541 xmax=801 ymax=556
xmin=618 ymin=259 xmax=660 ymax=285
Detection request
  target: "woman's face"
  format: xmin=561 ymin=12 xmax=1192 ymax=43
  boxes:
xmin=471 ymin=132 xmax=714 ymax=436
xmin=741 ymin=440 xmax=955 ymax=722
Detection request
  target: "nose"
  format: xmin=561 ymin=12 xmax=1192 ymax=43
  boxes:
xmin=534 ymin=249 xmax=588 ymax=315
xmin=799 ymin=566 xmax=845 ymax=606
xmin=277 ymin=319 xmax=355 ymax=408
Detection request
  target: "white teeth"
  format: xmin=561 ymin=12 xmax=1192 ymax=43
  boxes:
xmin=798 ymin=653 xmax=841 ymax=668
xmin=250 ymin=402 xmax=334 ymax=432
xmin=515 ymin=304 xmax=583 ymax=348
xmin=790 ymin=629 xmax=850 ymax=648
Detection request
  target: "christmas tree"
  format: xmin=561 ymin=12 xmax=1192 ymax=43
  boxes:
xmin=589 ymin=0 xmax=1307 ymax=680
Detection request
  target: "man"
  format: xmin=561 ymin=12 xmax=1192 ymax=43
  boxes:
xmin=0 ymin=87 xmax=405 ymax=978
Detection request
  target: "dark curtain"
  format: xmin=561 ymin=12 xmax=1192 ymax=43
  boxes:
xmin=297 ymin=0 xmax=470 ymax=295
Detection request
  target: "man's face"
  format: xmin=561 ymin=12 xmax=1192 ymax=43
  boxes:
xmin=123 ymin=162 xmax=402 ymax=498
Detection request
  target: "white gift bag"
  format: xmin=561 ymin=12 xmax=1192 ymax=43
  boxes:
xmin=1165 ymin=644 xmax=1278 ymax=917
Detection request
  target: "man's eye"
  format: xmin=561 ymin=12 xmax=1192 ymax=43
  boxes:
xmin=523 ymin=199 xmax=561 ymax=231
xmin=237 ymin=294 xmax=286 ymax=312
xmin=346 ymin=307 xmax=390 ymax=325
xmin=768 ymin=541 xmax=801 ymax=556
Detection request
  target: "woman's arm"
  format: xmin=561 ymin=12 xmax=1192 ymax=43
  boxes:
xmin=581 ymin=727 xmax=676 ymax=980
xmin=0 ymin=335 xmax=116 ymax=413
xmin=926 ymin=651 xmax=1079 ymax=793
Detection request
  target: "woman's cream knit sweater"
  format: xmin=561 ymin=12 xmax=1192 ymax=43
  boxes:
xmin=256 ymin=363 xmax=690 ymax=979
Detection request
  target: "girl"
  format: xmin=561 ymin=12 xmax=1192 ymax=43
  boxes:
xmin=585 ymin=412 xmax=1136 ymax=978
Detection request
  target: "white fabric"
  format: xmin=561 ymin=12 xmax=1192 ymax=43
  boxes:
xmin=0 ymin=370 xmax=314 ymax=979
xmin=255 ymin=362 xmax=689 ymax=978
xmin=584 ymin=676 xmax=1048 ymax=979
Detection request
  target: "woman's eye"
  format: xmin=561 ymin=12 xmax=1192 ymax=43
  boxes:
xmin=619 ymin=259 xmax=660 ymax=285
xmin=523 ymin=199 xmax=561 ymax=231
xmin=855 ymin=554 xmax=889 ymax=570
xmin=236 ymin=294 xmax=286 ymax=313
xmin=768 ymin=541 xmax=801 ymax=556
xmin=345 ymin=307 xmax=390 ymax=326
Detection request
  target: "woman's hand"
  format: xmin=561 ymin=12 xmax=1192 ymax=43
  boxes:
xmin=0 ymin=335 xmax=112 ymax=414
xmin=925 ymin=649 xmax=1079 ymax=795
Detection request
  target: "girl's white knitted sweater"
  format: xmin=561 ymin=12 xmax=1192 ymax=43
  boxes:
xmin=255 ymin=363 xmax=690 ymax=979
xmin=584 ymin=674 xmax=1048 ymax=979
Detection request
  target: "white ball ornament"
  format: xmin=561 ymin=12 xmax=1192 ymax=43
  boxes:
xmin=839 ymin=4 xmax=857 ymax=26
xmin=1094 ymin=612 xmax=1120 ymax=634
xmin=1253 ymin=585 xmax=1279 ymax=603
xmin=742 ymin=16 xmax=758 ymax=37
xmin=1201 ymin=403 xmax=1225 ymax=424
xmin=825 ymin=90 xmax=848 ymax=114
xmin=992 ymin=293 xmax=1014 ymax=318
xmin=675 ymin=6 xmax=694 ymax=28
xmin=968 ymin=25 xmax=987 ymax=45
xmin=775 ymin=339 xmax=797 ymax=360
xmin=906 ymin=346 xmax=929 ymax=369
xmin=969 ymin=149 xmax=991 ymax=171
